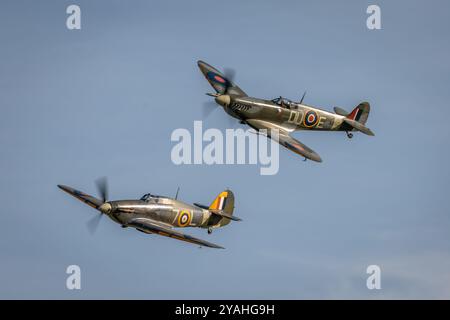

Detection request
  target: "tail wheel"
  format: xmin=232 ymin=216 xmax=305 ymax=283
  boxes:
xmin=347 ymin=132 xmax=353 ymax=139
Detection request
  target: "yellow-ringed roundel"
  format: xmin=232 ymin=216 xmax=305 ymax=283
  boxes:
xmin=303 ymin=110 xmax=319 ymax=128
xmin=177 ymin=210 xmax=192 ymax=227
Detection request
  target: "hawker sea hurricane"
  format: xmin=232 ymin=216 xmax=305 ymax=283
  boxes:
xmin=58 ymin=179 xmax=239 ymax=249
xmin=198 ymin=60 xmax=375 ymax=162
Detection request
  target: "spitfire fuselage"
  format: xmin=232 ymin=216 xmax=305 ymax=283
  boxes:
xmin=222 ymin=95 xmax=350 ymax=133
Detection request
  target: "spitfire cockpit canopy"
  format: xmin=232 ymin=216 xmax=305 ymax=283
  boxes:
xmin=271 ymin=96 xmax=294 ymax=108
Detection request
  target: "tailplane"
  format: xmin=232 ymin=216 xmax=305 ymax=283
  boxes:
xmin=342 ymin=102 xmax=374 ymax=136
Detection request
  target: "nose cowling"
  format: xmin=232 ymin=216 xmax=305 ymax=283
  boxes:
xmin=215 ymin=94 xmax=231 ymax=107
xmin=99 ymin=202 xmax=112 ymax=214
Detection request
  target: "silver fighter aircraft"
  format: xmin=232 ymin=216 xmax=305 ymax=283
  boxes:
xmin=57 ymin=179 xmax=240 ymax=249
xmin=198 ymin=60 xmax=375 ymax=162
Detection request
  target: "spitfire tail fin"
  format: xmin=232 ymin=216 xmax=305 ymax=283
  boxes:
xmin=346 ymin=102 xmax=370 ymax=125
xmin=343 ymin=102 xmax=374 ymax=136
xmin=209 ymin=190 xmax=234 ymax=216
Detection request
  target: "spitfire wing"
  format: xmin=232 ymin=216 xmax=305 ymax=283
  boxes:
xmin=278 ymin=132 xmax=323 ymax=162
xmin=246 ymin=119 xmax=322 ymax=162
xmin=197 ymin=60 xmax=247 ymax=96
xmin=127 ymin=218 xmax=224 ymax=249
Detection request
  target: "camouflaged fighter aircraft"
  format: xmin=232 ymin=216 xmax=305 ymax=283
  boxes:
xmin=198 ymin=60 xmax=375 ymax=162
xmin=57 ymin=178 xmax=239 ymax=249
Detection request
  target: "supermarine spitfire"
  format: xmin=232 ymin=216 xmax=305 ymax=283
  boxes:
xmin=198 ymin=60 xmax=375 ymax=162
xmin=57 ymin=179 xmax=240 ymax=249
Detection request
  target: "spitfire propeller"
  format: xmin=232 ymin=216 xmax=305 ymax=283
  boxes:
xmin=222 ymin=68 xmax=236 ymax=94
xmin=203 ymin=67 xmax=236 ymax=110
xmin=202 ymin=67 xmax=237 ymax=128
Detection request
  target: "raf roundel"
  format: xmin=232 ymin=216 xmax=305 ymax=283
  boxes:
xmin=177 ymin=210 xmax=192 ymax=227
xmin=303 ymin=110 xmax=319 ymax=128
xmin=206 ymin=71 xmax=228 ymax=86
xmin=214 ymin=75 xmax=226 ymax=83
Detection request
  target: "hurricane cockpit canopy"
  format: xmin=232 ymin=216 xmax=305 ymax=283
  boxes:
xmin=271 ymin=96 xmax=294 ymax=108
xmin=140 ymin=193 xmax=168 ymax=202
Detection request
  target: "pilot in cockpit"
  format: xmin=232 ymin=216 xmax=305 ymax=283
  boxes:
xmin=272 ymin=96 xmax=292 ymax=109
xmin=140 ymin=193 xmax=167 ymax=203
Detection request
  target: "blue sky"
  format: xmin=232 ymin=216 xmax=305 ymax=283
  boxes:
xmin=1 ymin=0 xmax=450 ymax=299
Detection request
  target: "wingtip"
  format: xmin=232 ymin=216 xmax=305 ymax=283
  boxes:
xmin=197 ymin=60 xmax=215 ymax=71
xmin=311 ymin=154 xmax=323 ymax=163
xmin=208 ymin=242 xmax=225 ymax=249
xmin=204 ymin=243 xmax=225 ymax=249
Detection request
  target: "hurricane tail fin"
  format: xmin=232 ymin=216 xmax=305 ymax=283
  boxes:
xmin=209 ymin=190 xmax=234 ymax=215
